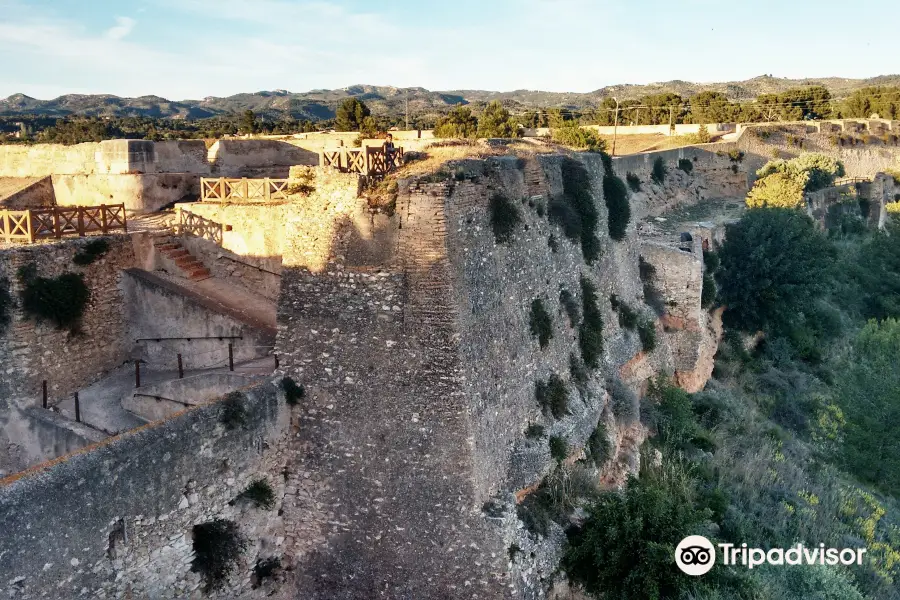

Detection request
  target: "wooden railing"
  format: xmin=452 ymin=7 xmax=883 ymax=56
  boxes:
xmin=200 ymin=178 xmax=290 ymax=202
xmin=321 ymin=146 xmax=403 ymax=176
xmin=1 ymin=204 xmax=127 ymax=244
xmin=176 ymin=209 xmax=224 ymax=245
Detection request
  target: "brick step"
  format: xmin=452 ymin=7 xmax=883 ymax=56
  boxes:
xmin=155 ymin=242 xmax=181 ymax=251
xmin=155 ymin=237 xmax=212 ymax=282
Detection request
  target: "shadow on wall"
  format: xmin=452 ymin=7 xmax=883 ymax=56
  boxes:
xmin=208 ymin=140 xmax=320 ymax=178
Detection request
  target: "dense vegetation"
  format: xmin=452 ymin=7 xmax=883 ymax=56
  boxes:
xmin=560 ymin=206 xmax=900 ymax=599
xmin=549 ymin=157 xmax=602 ymax=263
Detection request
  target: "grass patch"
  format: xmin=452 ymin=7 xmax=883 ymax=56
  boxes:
xmin=235 ymin=478 xmax=275 ymax=510
xmin=20 ymin=269 xmax=90 ymax=331
xmin=578 ymin=276 xmax=604 ymax=368
xmin=625 ymin=172 xmax=641 ymax=192
xmin=72 ymin=238 xmax=110 ymax=266
xmin=489 ymin=193 xmax=521 ymax=243
xmin=559 ymin=288 xmax=579 ymax=327
xmin=549 ymin=435 xmax=568 ymax=462
xmin=220 ymin=392 xmax=248 ymax=430
xmin=650 ymin=156 xmax=667 ymax=185
xmin=281 ymin=376 xmax=305 ymax=406
xmin=529 ymin=298 xmax=554 ymax=349
xmin=536 ymin=373 xmax=570 ymax=418
xmin=191 ymin=519 xmax=247 ymax=591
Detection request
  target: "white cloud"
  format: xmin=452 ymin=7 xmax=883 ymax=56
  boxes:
xmin=104 ymin=16 xmax=136 ymax=41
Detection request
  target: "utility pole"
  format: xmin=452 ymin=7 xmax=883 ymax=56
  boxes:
xmin=612 ymin=97 xmax=620 ymax=157
xmin=668 ymin=105 xmax=675 ymax=135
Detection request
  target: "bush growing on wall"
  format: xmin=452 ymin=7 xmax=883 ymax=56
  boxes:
xmin=559 ymin=288 xmax=580 ymax=327
xmin=536 ymin=374 xmax=569 ymax=418
xmin=489 ymin=193 xmax=522 ymax=243
xmin=235 ymin=478 xmax=275 ymax=510
xmin=0 ymin=277 xmax=11 ymax=333
xmin=651 ymin=157 xmax=667 ymax=184
xmin=20 ymin=269 xmax=90 ymax=331
xmin=282 ymin=377 xmax=305 ymax=406
xmin=192 ymin=519 xmax=247 ymax=591
xmin=625 ymin=172 xmax=641 ymax=192
xmin=579 ymin=276 xmax=604 ymax=368
xmin=637 ymin=318 xmax=657 ymax=352
xmin=745 ymin=172 xmax=806 ymax=209
xmin=603 ymin=171 xmax=631 ymax=241
xmin=220 ymin=392 xmax=248 ymax=429
xmin=549 ymin=435 xmax=568 ymax=462
xmin=529 ymin=298 xmax=554 ymax=349
xmin=677 ymin=158 xmax=693 ymax=174
xmin=549 ymin=157 xmax=601 ymax=263
xmin=72 ymin=238 xmax=110 ymax=266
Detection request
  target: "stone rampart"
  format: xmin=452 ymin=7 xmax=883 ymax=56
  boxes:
xmin=0 ymin=381 xmax=292 ymax=600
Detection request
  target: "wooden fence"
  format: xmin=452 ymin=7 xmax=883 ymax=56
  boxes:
xmin=200 ymin=178 xmax=290 ymax=202
xmin=176 ymin=209 xmax=225 ymax=245
xmin=0 ymin=204 xmax=127 ymax=244
xmin=321 ymin=146 xmax=403 ymax=176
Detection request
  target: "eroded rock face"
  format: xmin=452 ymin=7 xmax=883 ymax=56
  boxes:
xmin=674 ymin=307 xmax=724 ymax=393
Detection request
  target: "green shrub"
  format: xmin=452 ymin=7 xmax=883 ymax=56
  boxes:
xmin=551 ymin=122 xmax=606 ymax=152
xmin=559 ymin=288 xmax=579 ymax=327
xmin=701 ymin=273 xmax=717 ymax=309
xmin=677 ymin=158 xmax=693 ymax=174
xmin=433 ymin=105 xmax=478 ymax=138
xmin=489 ymin=193 xmax=521 ymax=243
xmin=476 ymin=101 xmax=520 ymax=138
xmin=220 ymin=392 xmax=248 ymax=429
xmin=0 ymin=277 xmax=11 ymax=334
xmin=756 ymin=153 xmax=845 ymax=192
xmin=536 ymin=374 xmax=569 ymax=418
xmin=578 ymin=276 xmax=604 ymax=368
xmin=607 ymin=378 xmax=639 ymax=425
xmin=236 ymin=478 xmax=275 ymax=510
xmin=549 ymin=158 xmax=601 ymax=263
xmin=549 ymin=435 xmax=568 ymax=461
xmin=569 ymin=353 xmax=589 ymax=387
xmin=529 ymin=298 xmax=554 ymax=349
xmin=20 ymin=271 xmax=90 ymax=331
xmin=587 ymin=422 xmax=611 ymax=465
xmin=525 ymin=423 xmax=545 ymax=439
xmin=717 ymin=209 xmax=833 ymax=331
xmin=625 ymin=172 xmax=641 ymax=192
xmin=191 ymin=519 xmax=247 ymax=591
xmin=728 ymin=149 xmax=745 ymax=163
xmin=72 ymin=238 xmax=110 ymax=266
xmin=650 ymin=157 xmax=667 ymax=184
xmin=281 ymin=377 xmax=305 ymax=406
xmin=610 ymin=294 xmax=638 ymax=329
xmin=563 ymin=458 xmax=710 ymax=600
xmin=637 ymin=318 xmax=657 ymax=352
xmin=703 ymin=250 xmax=720 ymax=273
xmin=603 ymin=172 xmax=630 ymax=241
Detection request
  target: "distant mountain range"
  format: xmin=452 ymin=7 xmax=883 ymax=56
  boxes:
xmin=2 ymin=75 xmax=898 ymax=121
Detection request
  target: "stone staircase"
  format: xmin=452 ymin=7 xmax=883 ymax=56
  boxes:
xmin=153 ymin=237 xmax=211 ymax=281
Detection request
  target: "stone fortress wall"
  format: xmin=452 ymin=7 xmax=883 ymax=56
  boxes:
xmin=1 ymin=127 xmax=897 ymax=598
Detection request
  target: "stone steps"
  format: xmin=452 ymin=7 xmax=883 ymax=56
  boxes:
xmin=153 ymin=238 xmax=211 ymax=281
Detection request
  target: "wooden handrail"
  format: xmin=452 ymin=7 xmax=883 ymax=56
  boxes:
xmin=0 ymin=204 xmax=127 ymax=244
xmin=200 ymin=177 xmax=290 ymax=202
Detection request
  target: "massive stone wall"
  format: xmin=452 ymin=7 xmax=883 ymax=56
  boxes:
xmin=122 ymin=269 xmax=275 ymax=370
xmin=208 ymin=140 xmax=319 ymax=177
xmin=0 ymin=381 xmax=293 ymax=600
xmin=0 ymin=235 xmax=136 ymax=473
xmin=52 ymin=172 xmax=198 ymax=212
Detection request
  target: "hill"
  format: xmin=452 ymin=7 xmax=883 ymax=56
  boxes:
xmin=1 ymin=75 xmax=898 ymax=121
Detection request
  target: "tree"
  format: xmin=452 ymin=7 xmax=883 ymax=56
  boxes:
xmin=717 ymin=208 xmax=833 ymax=331
xmin=550 ymin=122 xmax=606 ymax=152
xmin=335 ymin=98 xmax=371 ymax=132
xmin=756 ymin=153 xmax=845 ymax=192
xmin=433 ymin=105 xmax=478 ymax=139
xmin=239 ymin=110 xmax=257 ymax=135
xmin=745 ymin=172 xmax=807 ymax=209
xmin=476 ymin=101 xmax=520 ymax=138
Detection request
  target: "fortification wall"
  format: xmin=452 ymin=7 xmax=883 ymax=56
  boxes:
xmin=208 ymin=140 xmax=319 ymax=175
xmin=51 ymin=173 xmax=198 ymax=212
xmin=0 ymin=382 xmax=293 ymax=600
xmin=122 ymin=269 xmax=274 ymax=370
xmin=0 ymin=176 xmax=54 ymax=208
xmin=612 ymin=144 xmax=750 ymax=219
xmin=735 ymin=124 xmax=900 ymax=180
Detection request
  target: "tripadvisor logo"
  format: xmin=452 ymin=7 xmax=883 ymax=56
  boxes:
xmin=675 ymin=536 xmax=868 ymax=576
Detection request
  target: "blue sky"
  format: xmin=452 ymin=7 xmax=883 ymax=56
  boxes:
xmin=1 ymin=0 xmax=897 ymax=100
